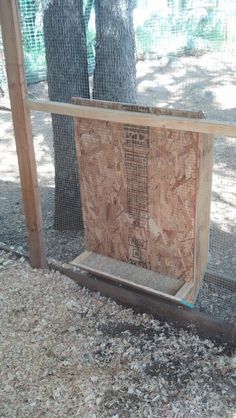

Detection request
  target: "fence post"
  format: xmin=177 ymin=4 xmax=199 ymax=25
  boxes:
xmin=0 ymin=0 xmax=47 ymax=268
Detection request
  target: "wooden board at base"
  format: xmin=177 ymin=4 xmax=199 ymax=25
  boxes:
xmin=73 ymin=98 xmax=213 ymax=303
xmin=72 ymin=251 xmax=195 ymax=306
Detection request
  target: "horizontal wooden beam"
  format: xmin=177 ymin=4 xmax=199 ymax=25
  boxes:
xmin=48 ymin=260 xmax=236 ymax=346
xmin=25 ymin=98 xmax=236 ymax=137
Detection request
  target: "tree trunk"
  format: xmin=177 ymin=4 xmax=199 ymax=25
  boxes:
xmin=43 ymin=0 xmax=90 ymax=230
xmin=93 ymin=0 xmax=137 ymax=103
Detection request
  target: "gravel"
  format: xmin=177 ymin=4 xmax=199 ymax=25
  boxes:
xmin=0 ymin=249 xmax=235 ymax=418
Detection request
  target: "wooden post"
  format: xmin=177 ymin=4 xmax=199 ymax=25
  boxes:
xmin=0 ymin=0 xmax=47 ymax=268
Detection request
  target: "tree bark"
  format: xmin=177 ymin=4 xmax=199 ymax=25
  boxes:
xmin=93 ymin=0 xmax=137 ymax=103
xmin=43 ymin=0 xmax=90 ymax=230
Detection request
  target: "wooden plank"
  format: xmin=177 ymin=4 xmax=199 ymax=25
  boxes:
xmin=194 ymin=133 xmax=214 ymax=294
xmin=48 ymin=260 xmax=236 ymax=346
xmin=0 ymin=241 xmax=234 ymax=345
xmin=3 ymin=238 xmax=234 ymax=297
xmin=0 ymin=0 xmax=46 ymax=268
xmin=76 ymin=250 xmax=93 ymax=263
xmin=72 ymin=251 xmax=184 ymax=296
xmin=73 ymin=97 xmax=204 ymax=119
xmin=25 ymin=98 xmax=236 ymax=137
xmin=175 ymin=282 xmax=194 ymax=302
xmin=73 ymin=99 xmax=213 ymax=298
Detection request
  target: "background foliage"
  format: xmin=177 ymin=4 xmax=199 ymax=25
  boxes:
xmin=0 ymin=0 xmax=236 ymax=88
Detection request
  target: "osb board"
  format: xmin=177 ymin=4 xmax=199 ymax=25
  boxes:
xmin=74 ymin=98 xmax=213 ymax=288
xmin=73 ymin=97 xmax=204 ymax=119
xmin=72 ymin=251 xmax=184 ymax=296
xmin=194 ymin=133 xmax=214 ymax=292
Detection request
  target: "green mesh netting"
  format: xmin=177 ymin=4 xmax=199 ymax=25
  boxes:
xmin=18 ymin=0 xmax=46 ymax=84
xmin=1 ymin=0 xmax=236 ymax=88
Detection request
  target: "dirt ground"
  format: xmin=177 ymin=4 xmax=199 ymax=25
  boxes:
xmin=0 ymin=52 xmax=235 ymax=320
xmin=0 ymin=250 xmax=235 ymax=418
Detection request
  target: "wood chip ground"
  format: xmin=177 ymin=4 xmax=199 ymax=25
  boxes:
xmin=0 ymin=250 xmax=235 ymax=418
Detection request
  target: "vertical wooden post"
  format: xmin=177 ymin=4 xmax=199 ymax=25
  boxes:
xmin=0 ymin=0 xmax=47 ymax=268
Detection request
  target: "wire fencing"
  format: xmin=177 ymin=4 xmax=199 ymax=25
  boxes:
xmin=0 ymin=0 xmax=235 ymax=324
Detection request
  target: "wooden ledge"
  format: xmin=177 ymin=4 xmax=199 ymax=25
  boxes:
xmin=71 ymin=251 xmax=195 ymax=307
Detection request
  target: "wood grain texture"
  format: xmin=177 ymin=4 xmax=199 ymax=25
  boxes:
xmin=194 ymin=133 xmax=214 ymax=292
xmin=0 ymin=0 xmax=46 ymax=268
xmin=74 ymin=99 xmax=213 ymax=299
xmin=25 ymin=98 xmax=236 ymax=137
xmin=72 ymin=251 xmax=184 ymax=296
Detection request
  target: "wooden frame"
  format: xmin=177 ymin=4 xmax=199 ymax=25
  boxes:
xmin=0 ymin=0 xmax=234 ymax=342
xmin=25 ymin=98 xmax=236 ymax=137
xmin=1 ymin=0 xmax=235 ymax=271
xmin=72 ymin=98 xmax=214 ymax=305
xmin=72 ymin=251 xmax=195 ymax=307
xmin=0 ymin=0 xmax=46 ymax=268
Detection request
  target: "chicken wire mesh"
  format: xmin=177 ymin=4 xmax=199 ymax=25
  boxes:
xmin=0 ymin=0 xmax=235 ymax=324
xmin=31 ymin=110 xmax=236 ymax=323
xmin=18 ymin=0 xmax=236 ymax=120
xmin=0 ymin=110 xmax=28 ymax=253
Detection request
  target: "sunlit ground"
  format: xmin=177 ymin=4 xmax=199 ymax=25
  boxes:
xmin=0 ymin=51 xmax=235 ymax=276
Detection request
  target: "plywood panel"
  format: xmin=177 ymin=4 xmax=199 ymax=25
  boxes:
xmin=148 ymin=128 xmax=199 ymax=281
xmin=74 ymin=99 xmax=213 ymax=294
xmin=72 ymin=251 xmax=184 ymax=296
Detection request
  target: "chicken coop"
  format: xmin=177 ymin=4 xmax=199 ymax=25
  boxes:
xmin=0 ymin=0 xmax=235 ymax=340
